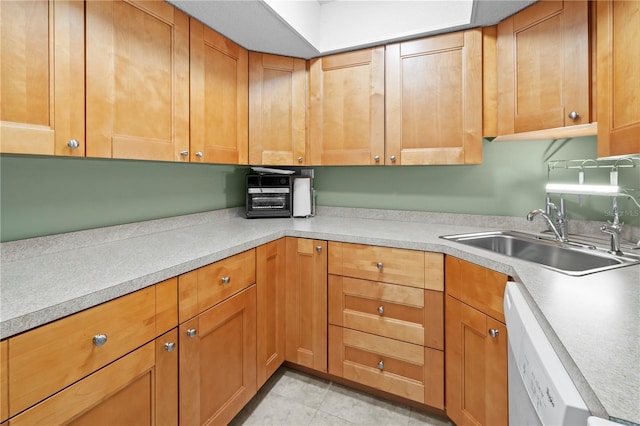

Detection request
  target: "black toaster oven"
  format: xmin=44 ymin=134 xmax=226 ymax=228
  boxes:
xmin=245 ymin=174 xmax=292 ymax=218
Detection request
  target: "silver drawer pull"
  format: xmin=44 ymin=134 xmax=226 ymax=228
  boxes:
xmin=377 ymin=306 xmax=384 ymax=315
xmin=316 ymin=245 xmax=323 ymax=253
xmin=221 ymin=276 xmax=231 ymax=284
xmin=489 ymin=329 xmax=499 ymax=338
xmin=378 ymin=360 xmax=384 ymax=371
xmin=376 ymin=262 xmax=383 ymax=271
xmin=186 ymin=329 xmax=197 ymax=338
xmin=164 ymin=342 xmax=176 ymax=352
xmin=92 ymin=334 xmax=108 ymax=347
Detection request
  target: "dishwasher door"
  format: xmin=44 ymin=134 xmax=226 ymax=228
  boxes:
xmin=504 ymin=282 xmax=590 ymax=425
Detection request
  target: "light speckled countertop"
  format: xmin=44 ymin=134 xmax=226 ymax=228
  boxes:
xmin=1 ymin=207 xmax=638 ymax=424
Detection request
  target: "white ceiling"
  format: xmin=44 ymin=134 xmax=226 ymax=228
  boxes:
xmin=168 ymin=0 xmax=537 ymax=59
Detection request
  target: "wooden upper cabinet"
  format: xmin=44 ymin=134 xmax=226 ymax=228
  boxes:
xmin=0 ymin=0 xmax=84 ymax=156
xmin=596 ymin=0 xmax=640 ymax=158
xmin=495 ymin=0 xmax=591 ymax=136
xmin=309 ymin=48 xmax=385 ymax=165
xmin=386 ymin=30 xmax=483 ymax=165
xmin=85 ymin=0 xmax=189 ymax=161
xmin=249 ymin=52 xmax=306 ymax=166
xmin=191 ymin=19 xmax=248 ymax=165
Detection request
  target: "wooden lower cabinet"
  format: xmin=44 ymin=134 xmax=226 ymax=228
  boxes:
xmin=256 ymin=239 xmax=286 ymax=388
xmin=444 ymin=256 xmax=508 ymax=426
xmin=179 ymin=285 xmax=257 ymax=426
xmin=1 ymin=340 xmax=7 ymax=423
xmin=285 ymin=238 xmax=328 ymax=372
xmin=8 ymin=329 xmax=178 ymax=425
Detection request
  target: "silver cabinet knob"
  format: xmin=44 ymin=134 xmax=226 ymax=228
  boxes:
xmin=374 ymin=155 xmax=380 ymax=162
xmin=568 ymin=111 xmax=580 ymax=120
xmin=377 ymin=360 xmax=384 ymax=371
xmin=221 ymin=276 xmax=231 ymax=284
xmin=489 ymin=329 xmax=499 ymax=338
xmin=92 ymin=334 xmax=108 ymax=347
xmin=316 ymin=245 xmax=322 ymax=253
xmin=180 ymin=150 xmax=188 ymax=157
xmin=377 ymin=262 xmax=383 ymax=271
xmin=186 ymin=329 xmax=197 ymax=338
xmin=389 ymin=155 xmax=396 ymax=162
xmin=377 ymin=306 xmax=384 ymax=316
xmin=195 ymin=151 xmax=203 ymax=158
xmin=298 ymin=156 xmax=303 ymax=163
xmin=67 ymin=139 xmax=79 ymax=149
xmin=164 ymin=342 xmax=176 ymax=352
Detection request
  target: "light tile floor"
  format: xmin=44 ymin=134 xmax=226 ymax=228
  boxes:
xmin=230 ymin=367 xmax=453 ymax=426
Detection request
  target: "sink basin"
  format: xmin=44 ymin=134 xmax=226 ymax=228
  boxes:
xmin=441 ymin=230 xmax=640 ymax=276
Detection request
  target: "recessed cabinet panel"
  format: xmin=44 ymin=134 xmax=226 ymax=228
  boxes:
xmin=0 ymin=0 xmax=85 ymax=156
xmin=86 ymin=0 xmax=189 ymax=161
xmin=386 ymin=30 xmax=482 ymax=165
xmin=249 ymin=53 xmax=306 ymax=165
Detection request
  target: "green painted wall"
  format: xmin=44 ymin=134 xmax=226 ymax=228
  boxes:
xmin=1 ymin=136 xmax=638 ymax=242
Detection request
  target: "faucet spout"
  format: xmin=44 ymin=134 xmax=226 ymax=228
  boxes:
xmin=527 ymin=209 xmax=566 ymax=241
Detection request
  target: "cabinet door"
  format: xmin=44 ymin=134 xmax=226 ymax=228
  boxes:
xmin=596 ymin=0 xmax=640 ymax=157
xmin=249 ymin=53 xmax=306 ymax=166
xmin=85 ymin=0 xmax=189 ymax=161
xmin=256 ymin=239 xmax=286 ymax=388
xmin=0 ymin=0 xmax=84 ymax=156
xmin=497 ymin=0 xmax=590 ymax=134
xmin=285 ymin=238 xmax=328 ymax=372
xmin=309 ymin=48 xmax=385 ymax=165
xmin=386 ymin=30 xmax=482 ymax=165
xmin=179 ymin=286 xmax=257 ymax=426
xmin=1 ymin=340 xmax=7 ymax=423
xmin=445 ymin=295 xmax=508 ymax=426
xmin=191 ymin=19 xmax=248 ymax=164
xmin=9 ymin=330 xmax=178 ymax=426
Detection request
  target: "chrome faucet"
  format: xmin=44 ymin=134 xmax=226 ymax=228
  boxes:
xmin=601 ymin=198 xmax=624 ymax=255
xmin=527 ymin=197 xmax=568 ymax=242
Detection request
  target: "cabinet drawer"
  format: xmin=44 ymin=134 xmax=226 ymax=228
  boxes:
xmin=328 ymin=276 xmax=443 ymax=349
xmin=9 ymin=286 xmax=157 ymax=416
xmin=329 ymin=242 xmax=443 ymax=289
xmin=328 ymin=325 xmax=444 ymax=409
xmin=179 ymin=249 xmax=256 ymax=321
xmin=445 ymin=256 xmax=508 ymax=323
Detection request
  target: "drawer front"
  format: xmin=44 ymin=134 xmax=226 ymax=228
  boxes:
xmin=328 ymin=325 xmax=444 ymax=408
xmin=329 ymin=276 xmax=429 ymax=346
xmin=196 ymin=249 xmax=256 ymax=314
xmin=9 ymin=286 xmax=157 ymax=416
xmin=329 ymin=242 xmax=434 ymax=288
xmin=445 ymin=256 xmax=508 ymax=322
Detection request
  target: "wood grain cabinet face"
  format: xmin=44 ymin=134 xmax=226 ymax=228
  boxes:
xmin=1 ymin=340 xmax=7 ymax=423
xmin=496 ymin=0 xmax=590 ymax=135
xmin=285 ymin=238 xmax=328 ymax=372
xmin=309 ymin=48 xmax=385 ymax=165
xmin=190 ymin=19 xmax=248 ymax=165
xmin=444 ymin=256 xmax=508 ymax=426
xmin=386 ymin=30 xmax=483 ymax=165
xmin=179 ymin=286 xmax=257 ymax=426
xmin=0 ymin=0 xmax=85 ymax=156
xmin=249 ymin=53 xmax=307 ymax=166
xmin=8 ymin=330 xmax=178 ymax=426
xmin=85 ymin=0 xmax=189 ymax=161
xmin=596 ymin=0 xmax=640 ymax=157
xmin=256 ymin=239 xmax=287 ymax=388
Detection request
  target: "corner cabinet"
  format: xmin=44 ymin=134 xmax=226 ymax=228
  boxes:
xmin=285 ymin=238 xmax=328 ymax=372
xmin=0 ymin=0 xmax=85 ymax=156
xmin=309 ymin=48 xmax=385 ymax=165
xmin=444 ymin=256 xmax=509 ymax=426
xmin=596 ymin=0 xmax=640 ymax=158
xmin=85 ymin=0 xmax=190 ymax=161
xmin=190 ymin=18 xmax=248 ymax=165
xmin=385 ymin=30 xmax=483 ymax=165
xmin=249 ymin=53 xmax=307 ymax=166
xmin=495 ymin=0 xmax=591 ymax=136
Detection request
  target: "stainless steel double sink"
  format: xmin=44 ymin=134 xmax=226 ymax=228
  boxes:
xmin=441 ymin=230 xmax=640 ymax=276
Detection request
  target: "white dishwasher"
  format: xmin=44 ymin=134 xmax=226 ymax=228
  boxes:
xmin=504 ymin=282 xmax=591 ymax=425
